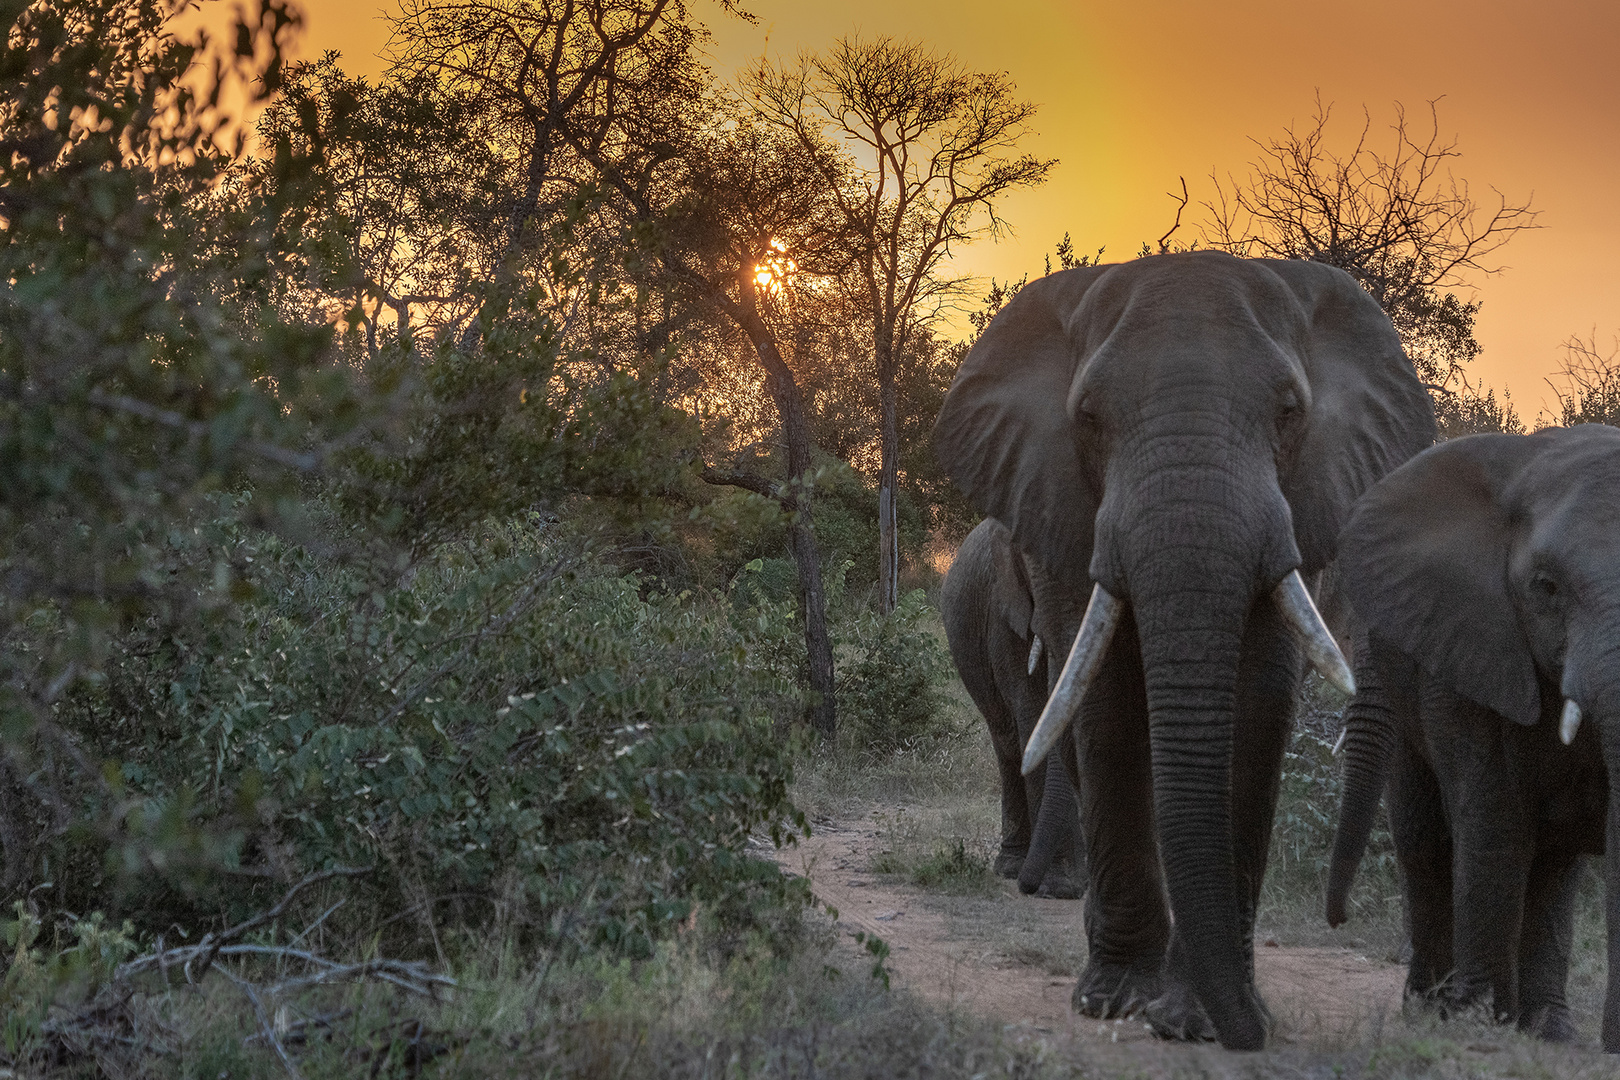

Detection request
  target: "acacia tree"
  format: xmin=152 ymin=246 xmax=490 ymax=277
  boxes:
xmin=749 ymin=37 xmax=1054 ymax=612
xmin=1205 ymin=97 xmax=1538 ymax=392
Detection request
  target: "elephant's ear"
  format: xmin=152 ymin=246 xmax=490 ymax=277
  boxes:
xmin=987 ymin=524 xmax=1035 ymax=639
xmin=933 ymin=266 xmax=1112 ymax=585
xmin=1261 ymin=260 xmax=1438 ymax=571
xmin=1339 ymin=433 xmax=1552 ymax=727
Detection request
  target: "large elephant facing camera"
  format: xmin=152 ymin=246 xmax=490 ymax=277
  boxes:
xmin=1327 ymin=426 xmax=1620 ymax=1047
xmin=933 ymin=251 xmax=1434 ymax=1049
xmin=941 ymin=517 xmax=1085 ymax=898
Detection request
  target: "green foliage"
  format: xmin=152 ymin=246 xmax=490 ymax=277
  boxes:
xmin=34 ymin=513 xmax=806 ymax=954
xmin=1266 ymin=683 xmax=1398 ymax=922
xmin=907 ymin=838 xmax=994 ymax=894
xmin=835 ymin=590 xmax=954 ymax=752
xmin=1433 ymin=385 xmax=1525 ymax=439
xmin=1 ymin=906 xmax=137 ymax=1057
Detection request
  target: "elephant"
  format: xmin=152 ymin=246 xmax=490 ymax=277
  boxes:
xmin=941 ymin=517 xmax=1085 ymax=898
xmin=1326 ymin=426 xmax=1620 ymax=1047
xmin=932 ymin=250 xmax=1435 ymax=1049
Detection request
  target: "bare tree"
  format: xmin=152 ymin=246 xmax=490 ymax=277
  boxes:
xmin=749 ymin=37 xmax=1055 ymax=613
xmin=1205 ymin=97 xmax=1538 ymax=390
xmin=1552 ymin=332 xmax=1620 ymax=428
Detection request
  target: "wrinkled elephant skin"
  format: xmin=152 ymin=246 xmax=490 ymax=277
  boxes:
xmin=933 ymin=252 xmax=1435 ymax=1049
xmin=1328 ymin=426 xmax=1620 ymax=1047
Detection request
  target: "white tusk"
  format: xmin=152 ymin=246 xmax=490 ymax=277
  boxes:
xmin=1027 ymin=635 xmax=1044 ymax=676
xmin=1332 ymin=727 xmax=1348 ymax=756
xmin=1022 ymin=584 xmax=1122 ymax=775
xmin=1273 ymin=570 xmax=1356 ymax=697
xmin=1561 ymin=699 xmax=1582 ymax=745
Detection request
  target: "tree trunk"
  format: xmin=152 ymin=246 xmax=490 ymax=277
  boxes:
xmin=877 ymin=339 xmax=900 ymax=615
xmin=733 ymin=278 xmax=838 ymax=738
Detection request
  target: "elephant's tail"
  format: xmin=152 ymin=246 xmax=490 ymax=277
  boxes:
xmin=1325 ymin=642 xmax=1397 ymax=927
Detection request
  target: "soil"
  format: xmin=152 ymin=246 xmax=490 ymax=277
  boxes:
xmin=774 ymin=812 xmax=1407 ymax=1055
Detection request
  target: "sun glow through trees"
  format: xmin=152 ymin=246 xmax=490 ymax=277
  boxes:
xmin=753 ymin=238 xmax=796 ymax=295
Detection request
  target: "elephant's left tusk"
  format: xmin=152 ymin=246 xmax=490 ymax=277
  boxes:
xmin=1273 ymin=570 xmax=1356 ymax=697
xmin=1022 ymin=584 xmax=1121 ymax=775
xmin=1027 ymin=635 xmax=1044 ymax=676
xmin=1561 ymin=699 xmax=1582 ymax=745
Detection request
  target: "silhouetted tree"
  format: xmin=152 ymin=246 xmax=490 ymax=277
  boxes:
xmin=1205 ymin=97 xmax=1538 ymax=392
xmin=1552 ymin=333 xmax=1620 ymax=428
xmin=749 ymin=37 xmax=1054 ymax=613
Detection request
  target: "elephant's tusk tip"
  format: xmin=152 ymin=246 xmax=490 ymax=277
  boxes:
xmin=1273 ymin=570 xmax=1356 ymax=698
xmin=1560 ymin=699 xmax=1581 ymax=745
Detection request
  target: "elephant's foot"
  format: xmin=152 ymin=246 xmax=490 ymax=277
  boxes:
xmin=1034 ymin=855 xmax=1084 ymax=900
xmin=1143 ymin=980 xmax=1217 ymax=1043
xmin=1520 ymin=1002 xmax=1577 ymax=1043
xmin=1072 ymin=958 xmax=1163 ymax=1019
xmin=1146 ymin=979 xmax=1273 ymax=1047
xmin=993 ymin=846 xmax=1027 ymax=880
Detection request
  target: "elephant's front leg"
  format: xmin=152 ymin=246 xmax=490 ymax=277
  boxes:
xmin=1516 ymin=846 xmax=1580 ymax=1041
xmin=1147 ymin=598 xmax=1297 ymax=1040
xmin=1073 ymin=612 xmax=1169 ymax=1018
xmin=1388 ymin=735 xmax=1454 ymax=1003
xmin=1429 ymin=693 xmax=1534 ymax=1023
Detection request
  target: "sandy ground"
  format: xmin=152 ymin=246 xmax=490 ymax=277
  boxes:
xmin=773 ymin=814 xmax=1407 ymax=1052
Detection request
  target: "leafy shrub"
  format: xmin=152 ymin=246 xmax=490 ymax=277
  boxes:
xmin=22 ymin=511 xmax=807 ymax=958
xmin=835 ymin=590 xmax=954 ymax=752
xmin=1266 ymin=677 xmax=1398 ymax=924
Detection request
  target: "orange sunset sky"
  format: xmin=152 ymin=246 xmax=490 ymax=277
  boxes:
xmin=283 ymin=0 xmax=1620 ymax=420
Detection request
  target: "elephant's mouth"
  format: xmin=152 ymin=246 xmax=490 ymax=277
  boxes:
xmin=1020 ymin=569 xmax=1352 ymax=773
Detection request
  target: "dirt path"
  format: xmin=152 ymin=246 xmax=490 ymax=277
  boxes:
xmin=774 ymin=815 xmax=1406 ymax=1048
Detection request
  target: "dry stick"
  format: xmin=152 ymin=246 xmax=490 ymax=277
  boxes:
xmin=117 ymin=866 xmax=370 ymax=985
xmin=218 ymin=965 xmax=304 ymax=1080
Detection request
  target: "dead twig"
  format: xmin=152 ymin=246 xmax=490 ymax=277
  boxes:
xmin=117 ymin=865 xmax=371 ymax=985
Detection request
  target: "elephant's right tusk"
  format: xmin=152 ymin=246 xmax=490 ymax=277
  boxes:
xmin=1561 ymin=699 xmax=1582 ymax=745
xmin=1273 ymin=570 xmax=1356 ymax=697
xmin=1027 ymin=635 xmax=1044 ymax=676
xmin=1022 ymin=584 xmax=1121 ymax=775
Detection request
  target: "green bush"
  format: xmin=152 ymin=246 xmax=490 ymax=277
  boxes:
xmin=27 ymin=510 xmax=807 ymax=958
xmin=1265 ymin=677 xmax=1399 ymax=927
xmin=835 ymin=589 xmax=954 ymax=752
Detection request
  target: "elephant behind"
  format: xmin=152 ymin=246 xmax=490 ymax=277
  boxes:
xmin=1327 ymin=426 xmax=1620 ymax=1046
xmin=941 ymin=517 xmax=1084 ymax=898
xmin=933 ymin=251 xmax=1435 ymax=1049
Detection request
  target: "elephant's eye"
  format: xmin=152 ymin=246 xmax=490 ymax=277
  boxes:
xmin=1532 ymin=574 xmax=1559 ymax=600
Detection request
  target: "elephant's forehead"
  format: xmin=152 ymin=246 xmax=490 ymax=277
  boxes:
xmin=1068 ymin=255 xmax=1308 ymax=357
xmin=1513 ymin=427 xmax=1620 ymax=521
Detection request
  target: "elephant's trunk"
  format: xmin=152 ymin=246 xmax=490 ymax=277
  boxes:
xmin=1561 ymin=623 xmax=1620 ymax=1052
xmin=1019 ymin=731 xmax=1082 ymax=896
xmin=1326 ymin=636 xmax=1396 ymax=928
xmin=1133 ymin=555 xmax=1267 ymax=1051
